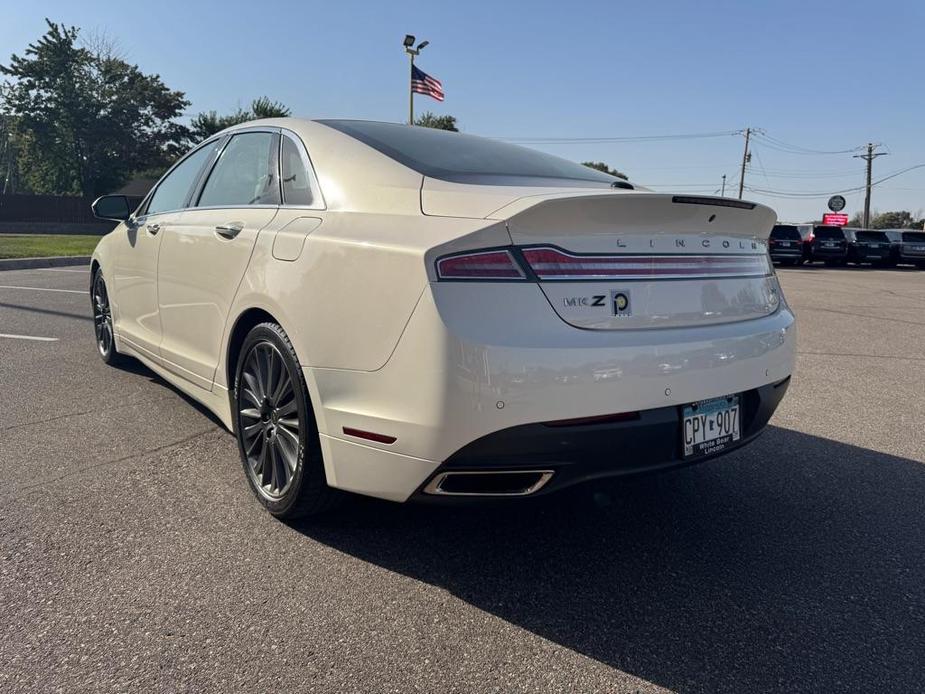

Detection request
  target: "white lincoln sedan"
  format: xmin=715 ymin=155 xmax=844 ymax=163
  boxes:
xmin=90 ymin=118 xmax=795 ymax=518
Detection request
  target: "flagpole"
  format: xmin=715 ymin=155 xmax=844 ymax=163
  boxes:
xmin=409 ymin=52 xmax=414 ymax=125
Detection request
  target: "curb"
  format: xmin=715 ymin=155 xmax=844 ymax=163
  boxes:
xmin=0 ymin=255 xmax=91 ymax=272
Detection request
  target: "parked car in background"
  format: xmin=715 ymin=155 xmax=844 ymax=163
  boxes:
xmin=769 ymin=224 xmax=804 ymax=265
xmin=895 ymin=230 xmax=925 ymax=268
xmin=844 ymin=228 xmax=893 ymax=266
xmin=811 ymin=225 xmax=849 ymax=265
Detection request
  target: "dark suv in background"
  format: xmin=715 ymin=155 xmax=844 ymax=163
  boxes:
xmin=894 ymin=230 xmax=925 ymax=268
xmin=844 ymin=228 xmax=893 ymax=266
xmin=769 ymin=224 xmax=805 ymax=265
xmin=811 ymin=226 xmax=849 ymax=265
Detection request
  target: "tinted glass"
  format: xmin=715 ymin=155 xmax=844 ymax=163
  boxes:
xmin=855 ymin=231 xmax=888 ymax=242
xmin=902 ymin=231 xmax=925 ymax=242
xmin=147 ymin=141 xmax=220 ymax=215
xmin=280 ymin=135 xmax=314 ymax=206
xmin=320 ymin=120 xmax=618 ymax=186
xmin=198 ymin=132 xmax=279 ymax=207
xmin=770 ymin=225 xmax=801 ymax=240
xmin=814 ymin=226 xmax=845 ymax=240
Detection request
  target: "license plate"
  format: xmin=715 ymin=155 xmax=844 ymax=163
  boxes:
xmin=682 ymin=395 xmax=741 ymax=458
xmin=914 ymin=246 xmax=925 ymax=252
xmin=823 ymin=242 xmax=837 ymax=247
xmin=778 ymin=241 xmax=791 ymax=247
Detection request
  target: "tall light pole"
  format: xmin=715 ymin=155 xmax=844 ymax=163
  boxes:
xmin=721 ymin=174 xmax=727 ymax=197
xmin=403 ymin=35 xmax=429 ymax=125
xmin=853 ymin=143 xmax=887 ymax=228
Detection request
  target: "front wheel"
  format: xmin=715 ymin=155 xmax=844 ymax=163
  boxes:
xmin=91 ymin=270 xmax=125 ymax=366
xmin=233 ymin=322 xmax=340 ymax=519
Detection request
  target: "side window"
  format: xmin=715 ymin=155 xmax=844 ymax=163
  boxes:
xmin=147 ymin=140 xmax=220 ymax=216
xmin=280 ymin=134 xmax=320 ymax=206
xmin=197 ymin=132 xmax=279 ymax=207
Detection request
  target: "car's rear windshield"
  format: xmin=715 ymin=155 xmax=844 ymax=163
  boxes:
xmin=770 ymin=225 xmax=801 ymax=240
xmin=855 ymin=230 xmax=889 ymax=242
xmin=814 ymin=226 xmax=845 ymax=240
xmin=902 ymin=231 xmax=925 ymax=242
xmin=318 ymin=119 xmax=619 ymax=186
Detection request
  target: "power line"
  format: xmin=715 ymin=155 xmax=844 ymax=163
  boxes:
xmin=741 ymin=163 xmax=925 ymax=199
xmin=494 ymin=130 xmax=742 ymax=144
xmin=750 ymin=132 xmax=864 ymax=156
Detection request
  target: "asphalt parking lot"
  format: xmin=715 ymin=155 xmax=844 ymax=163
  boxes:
xmin=1 ymin=264 xmax=923 ymax=693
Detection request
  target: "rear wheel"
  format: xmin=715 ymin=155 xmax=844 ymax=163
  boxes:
xmin=233 ymin=322 xmax=339 ymax=519
xmin=91 ymin=270 xmax=125 ymax=366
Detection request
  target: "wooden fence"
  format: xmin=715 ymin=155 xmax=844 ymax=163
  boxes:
xmin=0 ymin=194 xmax=144 ymax=234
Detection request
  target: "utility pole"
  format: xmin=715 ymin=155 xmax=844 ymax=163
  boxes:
xmin=853 ymin=143 xmax=887 ymax=228
xmin=738 ymin=128 xmax=751 ymax=199
xmin=720 ymin=174 xmax=727 ymax=197
xmin=403 ymin=35 xmax=429 ymax=125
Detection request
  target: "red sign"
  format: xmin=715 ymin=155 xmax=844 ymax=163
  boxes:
xmin=822 ymin=213 xmax=848 ymax=226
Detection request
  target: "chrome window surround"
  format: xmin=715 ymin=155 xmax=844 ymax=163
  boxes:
xmin=133 ymin=125 xmax=326 ymax=221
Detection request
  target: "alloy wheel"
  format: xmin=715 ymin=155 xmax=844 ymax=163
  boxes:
xmin=92 ymin=274 xmax=114 ymax=357
xmin=238 ymin=341 xmax=302 ymax=499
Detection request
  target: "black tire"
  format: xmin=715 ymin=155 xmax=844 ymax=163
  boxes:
xmin=233 ymin=322 xmax=340 ymax=519
xmin=91 ymin=269 xmax=127 ymax=366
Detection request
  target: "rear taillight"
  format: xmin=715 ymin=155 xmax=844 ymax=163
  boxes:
xmin=436 ymin=250 xmax=526 ymax=280
xmin=521 ymin=247 xmax=771 ymax=280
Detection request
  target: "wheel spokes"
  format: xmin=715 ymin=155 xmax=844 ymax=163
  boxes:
xmin=238 ymin=340 xmax=302 ymax=499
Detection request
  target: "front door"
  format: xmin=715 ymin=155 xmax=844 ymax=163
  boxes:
xmin=112 ymin=139 xmax=222 ymax=358
xmin=157 ymin=131 xmax=280 ymax=389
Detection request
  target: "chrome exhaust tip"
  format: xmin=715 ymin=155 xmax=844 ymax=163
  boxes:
xmin=423 ymin=470 xmax=554 ymax=497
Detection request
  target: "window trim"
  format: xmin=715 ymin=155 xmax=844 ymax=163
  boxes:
xmin=278 ymin=129 xmax=326 ymax=210
xmin=191 ymin=129 xmax=281 ymax=209
xmin=137 ymin=136 xmax=228 ymax=219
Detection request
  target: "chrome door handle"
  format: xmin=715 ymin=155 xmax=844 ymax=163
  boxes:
xmin=146 ymin=223 xmax=160 ymax=234
xmin=215 ymin=222 xmax=244 ymax=239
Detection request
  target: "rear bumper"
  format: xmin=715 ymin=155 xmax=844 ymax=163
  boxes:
xmin=850 ymin=245 xmax=892 ymax=262
xmin=413 ymin=377 xmax=790 ymax=501
xmin=812 ymin=245 xmax=847 ymax=259
xmin=899 ymin=246 xmax=925 ymax=262
xmin=308 ymin=283 xmax=796 ymax=502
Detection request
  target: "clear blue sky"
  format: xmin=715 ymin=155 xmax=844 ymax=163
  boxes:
xmin=3 ymin=0 xmax=923 ymax=222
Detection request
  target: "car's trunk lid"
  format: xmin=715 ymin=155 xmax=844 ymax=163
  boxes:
xmin=499 ymin=192 xmax=780 ymax=331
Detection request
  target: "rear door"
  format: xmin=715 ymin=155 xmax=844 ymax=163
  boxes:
xmin=157 ymin=130 xmax=280 ymax=389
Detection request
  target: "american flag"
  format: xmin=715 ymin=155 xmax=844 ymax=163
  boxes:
xmin=411 ymin=65 xmax=444 ymax=102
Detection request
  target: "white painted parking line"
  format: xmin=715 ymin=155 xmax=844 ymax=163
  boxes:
xmin=0 ymin=333 xmax=59 ymax=342
xmin=33 ymin=268 xmax=90 ymax=273
xmin=0 ymin=285 xmax=86 ymax=294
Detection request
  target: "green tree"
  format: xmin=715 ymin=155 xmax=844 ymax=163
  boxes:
xmin=414 ymin=111 xmax=458 ymax=131
xmin=0 ymin=19 xmax=189 ymax=197
xmin=582 ymin=161 xmax=628 ymax=180
xmin=190 ymin=97 xmax=291 ymax=141
xmin=870 ymin=210 xmax=919 ymax=229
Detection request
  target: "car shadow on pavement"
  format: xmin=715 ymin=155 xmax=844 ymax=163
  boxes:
xmin=295 ymin=426 xmax=925 ymax=693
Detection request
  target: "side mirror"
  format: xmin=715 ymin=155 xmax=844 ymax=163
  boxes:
xmin=92 ymin=194 xmax=132 ymax=221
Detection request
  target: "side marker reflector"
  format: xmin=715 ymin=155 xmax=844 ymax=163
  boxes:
xmin=343 ymin=427 xmax=397 ymax=444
